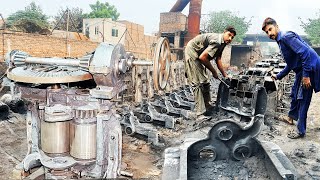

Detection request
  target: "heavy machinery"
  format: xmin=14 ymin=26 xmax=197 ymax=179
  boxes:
xmin=4 ymin=34 xmax=297 ymax=179
xmin=5 ymin=37 xmax=182 ymax=179
xmin=162 ymin=60 xmax=298 ymax=180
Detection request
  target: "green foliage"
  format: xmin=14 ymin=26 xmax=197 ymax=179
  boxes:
xmin=53 ymin=8 xmax=84 ymax=32
xmin=204 ymin=10 xmax=251 ymax=43
xmin=300 ymin=11 xmax=320 ymax=46
xmin=83 ymin=1 xmax=120 ymax=20
xmin=6 ymin=2 xmax=49 ymax=33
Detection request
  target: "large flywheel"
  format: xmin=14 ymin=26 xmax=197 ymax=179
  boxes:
xmin=153 ymin=37 xmax=172 ymax=91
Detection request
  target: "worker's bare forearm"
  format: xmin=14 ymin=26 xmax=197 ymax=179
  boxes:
xmin=216 ymin=57 xmax=227 ymax=77
xmin=199 ymin=49 xmax=218 ymax=78
xmin=199 ymin=58 xmax=218 ymax=78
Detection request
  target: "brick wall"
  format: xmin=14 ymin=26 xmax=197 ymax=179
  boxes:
xmin=0 ymin=31 xmax=99 ymax=61
xmin=118 ymin=21 xmax=158 ymax=60
xmin=159 ymin=12 xmax=187 ymax=33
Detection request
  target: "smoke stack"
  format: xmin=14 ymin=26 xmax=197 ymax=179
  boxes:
xmin=185 ymin=0 xmax=203 ymax=45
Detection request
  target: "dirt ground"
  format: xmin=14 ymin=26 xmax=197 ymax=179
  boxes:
xmin=1 ymin=93 xmax=320 ymax=179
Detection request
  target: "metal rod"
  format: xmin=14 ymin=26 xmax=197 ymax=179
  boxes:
xmin=24 ymin=57 xmax=81 ymax=67
xmin=132 ymin=60 xmax=153 ymax=66
xmin=217 ymin=77 xmax=230 ymax=88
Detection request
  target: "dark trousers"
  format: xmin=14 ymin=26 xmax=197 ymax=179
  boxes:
xmin=288 ymin=72 xmax=313 ymax=135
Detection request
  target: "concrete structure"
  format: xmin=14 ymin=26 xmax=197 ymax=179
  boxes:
xmin=83 ymin=18 xmax=126 ymax=45
xmin=83 ymin=18 xmax=157 ymax=59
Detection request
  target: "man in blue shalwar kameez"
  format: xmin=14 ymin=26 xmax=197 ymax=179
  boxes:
xmin=262 ymin=17 xmax=320 ymax=139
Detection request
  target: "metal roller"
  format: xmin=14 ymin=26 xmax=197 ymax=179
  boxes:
xmin=41 ymin=120 xmax=70 ymax=154
xmin=70 ymin=118 xmax=97 ymax=160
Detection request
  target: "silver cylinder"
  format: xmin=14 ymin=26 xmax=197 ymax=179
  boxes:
xmin=132 ymin=60 xmax=153 ymax=66
xmin=25 ymin=57 xmax=81 ymax=67
xmin=41 ymin=120 xmax=70 ymax=154
xmin=70 ymin=118 xmax=97 ymax=160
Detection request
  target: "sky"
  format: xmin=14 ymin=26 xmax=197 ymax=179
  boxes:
xmin=1 ymin=0 xmax=320 ymax=35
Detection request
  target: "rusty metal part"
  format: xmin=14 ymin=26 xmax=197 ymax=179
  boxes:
xmin=217 ymin=75 xmax=268 ymax=117
xmin=259 ymin=141 xmax=298 ymax=179
xmin=41 ymin=120 xmax=70 ymax=154
xmin=120 ymin=112 xmax=164 ymax=146
xmin=7 ymin=66 xmax=92 ymax=84
xmin=153 ymin=37 xmax=171 ymax=91
xmin=185 ymin=0 xmax=202 ymax=43
xmin=134 ymin=102 xmax=176 ymax=129
xmin=150 ymin=94 xmax=193 ymax=119
xmin=168 ymin=92 xmax=194 ymax=110
xmin=162 ymin=116 xmax=266 ymax=180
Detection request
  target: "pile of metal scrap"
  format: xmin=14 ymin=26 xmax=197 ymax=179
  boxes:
xmin=162 ymin=56 xmax=298 ymax=180
xmin=118 ymin=86 xmax=196 ymax=146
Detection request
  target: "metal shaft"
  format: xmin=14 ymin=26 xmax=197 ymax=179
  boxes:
xmin=217 ymin=77 xmax=230 ymax=88
xmin=132 ymin=60 xmax=153 ymax=66
xmin=24 ymin=57 xmax=81 ymax=67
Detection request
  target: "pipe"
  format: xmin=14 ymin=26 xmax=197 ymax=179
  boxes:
xmin=185 ymin=0 xmax=203 ymax=44
xmin=21 ymin=57 xmax=81 ymax=67
xmin=170 ymin=0 xmax=190 ymax=12
xmin=132 ymin=60 xmax=153 ymax=66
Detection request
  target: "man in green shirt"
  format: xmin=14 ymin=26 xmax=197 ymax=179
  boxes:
xmin=184 ymin=26 xmax=236 ymax=120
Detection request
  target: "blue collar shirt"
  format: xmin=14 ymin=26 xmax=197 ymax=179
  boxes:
xmin=276 ymin=31 xmax=320 ymax=92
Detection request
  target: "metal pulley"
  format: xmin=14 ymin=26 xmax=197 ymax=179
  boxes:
xmin=130 ymin=37 xmax=172 ymax=91
xmin=153 ymin=37 xmax=172 ymax=90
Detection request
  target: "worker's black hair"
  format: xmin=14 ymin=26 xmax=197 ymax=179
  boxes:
xmin=225 ymin=26 xmax=236 ymax=36
xmin=262 ymin=17 xmax=277 ymax=31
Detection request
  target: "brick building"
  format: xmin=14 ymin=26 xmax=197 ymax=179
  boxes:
xmin=83 ymin=18 xmax=157 ymax=59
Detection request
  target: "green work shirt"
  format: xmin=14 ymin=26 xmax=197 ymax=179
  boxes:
xmin=185 ymin=33 xmax=226 ymax=61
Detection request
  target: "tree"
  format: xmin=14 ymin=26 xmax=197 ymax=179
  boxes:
xmin=83 ymin=1 xmax=120 ymax=20
xmin=6 ymin=2 xmax=49 ymax=33
xmin=203 ymin=10 xmax=252 ymax=43
xmin=299 ymin=11 xmax=320 ymax=46
xmin=53 ymin=7 xmax=84 ymax=32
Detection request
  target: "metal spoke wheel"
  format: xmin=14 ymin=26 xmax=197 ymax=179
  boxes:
xmin=153 ymin=37 xmax=171 ymax=91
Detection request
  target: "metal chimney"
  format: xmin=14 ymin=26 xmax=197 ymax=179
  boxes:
xmin=185 ymin=0 xmax=202 ymax=45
